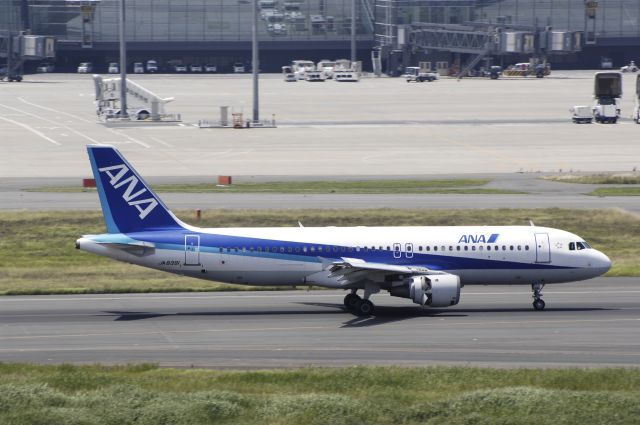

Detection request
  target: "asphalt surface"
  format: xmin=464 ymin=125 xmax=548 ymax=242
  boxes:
xmin=1 ymin=277 xmax=638 ymax=368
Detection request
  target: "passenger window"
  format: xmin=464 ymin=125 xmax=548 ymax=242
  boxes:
xmin=449 ymin=246 xmax=453 ymax=251
xmin=257 ymin=247 xmax=262 ymax=252
xmin=486 ymin=246 xmax=491 ymax=251
xmin=419 ymin=246 xmax=423 ymax=251
xmin=426 ymin=246 xmax=431 ymax=251
xmin=472 ymin=246 xmax=476 ymax=251
xmin=434 ymin=246 xmax=438 ymax=251
xmin=456 ymin=246 xmax=460 ymax=251
xmin=288 ymin=247 xmax=292 ymax=253
xmin=479 ymin=246 xmax=483 ymax=251
xmin=525 ymin=245 xmax=529 ymax=251
xmin=464 ymin=246 xmax=468 ymax=251
xmin=510 ymin=246 xmax=514 ymax=251
xmin=502 ymin=246 xmax=506 ymax=251
xmin=569 ymin=242 xmax=575 ymax=251
xmin=318 ymin=247 xmax=323 ymax=252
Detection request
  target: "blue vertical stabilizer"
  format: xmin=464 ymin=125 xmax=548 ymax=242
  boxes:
xmin=87 ymin=145 xmax=184 ymax=233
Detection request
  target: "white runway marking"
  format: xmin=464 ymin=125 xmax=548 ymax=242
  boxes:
xmin=0 ymin=103 xmax=103 ymax=145
xmin=18 ymin=97 xmax=95 ymax=124
xmin=107 ymin=128 xmax=150 ymax=148
xmin=0 ymin=115 xmax=61 ymax=145
xmin=150 ymin=136 xmax=173 ymax=147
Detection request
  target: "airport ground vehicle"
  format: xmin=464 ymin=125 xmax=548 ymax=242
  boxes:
xmin=233 ymin=62 xmax=245 ymax=73
xmin=592 ymin=72 xmax=622 ymax=124
xmin=282 ymin=65 xmax=296 ymax=81
xmin=77 ymin=146 xmax=611 ymax=317
xmin=291 ymin=60 xmax=315 ymax=79
xmin=36 ymin=62 xmax=54 ymax=73
xmin=620 ymin=61 xmax=638 ymax=73
xmin=173 ymin=64 xmax=187 ymax=73
xmin=77 ymin=62 xmax=93 ymax=73
xmin=133 ymin=62 xmax=144 ymax=73
xmin=189 ymin=64 xmax=203 ymax=73
xmin=489 ymin=66 xmax=502 ymax=79
xmin=146 ymin=60 xmax=158 ymax=73
xmin=403 ymin=66 xmax=438 ymax=82
xmin=108 ymin=62 xmax=119 ymax=74
xmin=570 ymin=106 xmax=593 ymax=124
xmin=204 ymin=64 xmax=217 ymax=73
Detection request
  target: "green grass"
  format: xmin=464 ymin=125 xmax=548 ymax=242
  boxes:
xmin=24 ymin=179 xmax=524 ymax=195
xmin=546 ymin=174 xmax=640 ymax=184
xmin=589 ymin=187 xmax=640 ymax=196
xmin=0 ymin=363 xmax=639 ymax=425
xmin=0 ymin=208 xmax=638 ymax=295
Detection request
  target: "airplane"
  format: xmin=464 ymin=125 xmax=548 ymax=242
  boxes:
xmin=76 ymin=145 xmax=612 ymax=316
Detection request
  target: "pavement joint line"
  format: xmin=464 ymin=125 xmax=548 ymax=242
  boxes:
xmin=2 ymin=289 xmax=640 ymax=302
xmin=1 ymin=317 xmax=639 ymax=341
xmin=0 ymin=345 xmax=639 ymax=358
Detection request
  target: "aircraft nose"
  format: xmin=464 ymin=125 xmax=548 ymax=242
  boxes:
xmin=591 ymin=250 xmax=612 ymax=275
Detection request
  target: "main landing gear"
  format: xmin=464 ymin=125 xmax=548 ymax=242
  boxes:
xmin=532 ymin=283 xmax=546 ymax=311
xmin=344 ymin=290 xmax=375 ymax=317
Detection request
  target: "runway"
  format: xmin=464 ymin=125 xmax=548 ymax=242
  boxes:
xmin=1 ymin=277 xmax=638 ymax=368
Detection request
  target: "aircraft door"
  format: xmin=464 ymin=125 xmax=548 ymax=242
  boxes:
xmin=184 ymin=235 xmax=200 ymax=265
xmin=534 ymin=233 xmax=551 ymax=263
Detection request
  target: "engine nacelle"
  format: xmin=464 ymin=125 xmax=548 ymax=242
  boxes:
xmin=408 ymin=275 xmax=461 ymax=307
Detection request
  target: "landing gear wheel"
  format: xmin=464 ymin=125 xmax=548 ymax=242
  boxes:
xmin=533 ymin=299 xmax=546 ymax=311
xmin=354 ymin=299 xmax=375 ymax=317
xmin=344 ymin=293 xmax=360 ymax=309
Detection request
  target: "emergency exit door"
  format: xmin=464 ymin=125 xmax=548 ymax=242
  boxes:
xmin=184 ymin=235 xmax=200 ymax=265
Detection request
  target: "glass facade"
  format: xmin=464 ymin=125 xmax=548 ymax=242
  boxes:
xmin=26 ymin=0 xmax=375 ymax=43
xmin=375 ymin=1 xmax=640 ymax=41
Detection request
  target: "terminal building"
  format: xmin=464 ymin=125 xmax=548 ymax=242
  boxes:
xmin=2 ymin=0 xmax=639 ymax=74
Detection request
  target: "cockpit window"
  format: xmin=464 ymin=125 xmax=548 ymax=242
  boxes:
xmin=570 ymin=241 xmax=591 ymax=251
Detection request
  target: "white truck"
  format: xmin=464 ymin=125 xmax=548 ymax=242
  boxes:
xmin=592 ymin=72 xmax=622 ymax=124
xmin=403 ymin=66 xmax=438 ymax=82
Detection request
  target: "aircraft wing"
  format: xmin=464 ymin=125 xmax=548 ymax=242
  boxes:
xmin=326 ymin=257 xmax=444 ymax=286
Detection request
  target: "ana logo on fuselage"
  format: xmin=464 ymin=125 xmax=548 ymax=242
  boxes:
xmin=458 ymin=233 xmax=499 ymax=244
xmin=98 ymin=164 xmax=158 ymax=219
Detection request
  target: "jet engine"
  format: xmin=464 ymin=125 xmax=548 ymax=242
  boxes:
xmin=404 ymin=275 xmax=461 ymax=307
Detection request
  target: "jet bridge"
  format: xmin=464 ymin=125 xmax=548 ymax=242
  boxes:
xmin=92 ymin=74 xmax=180 ymax=122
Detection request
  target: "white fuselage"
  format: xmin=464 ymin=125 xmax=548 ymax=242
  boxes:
xmin=78 ymin=225 xmax=611 ymax=289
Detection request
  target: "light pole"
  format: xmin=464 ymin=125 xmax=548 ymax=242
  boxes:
xmin=119 ymin=0 xmax=129 ymax=119
xmin=350 ymin=0 xmax=356 ymax=64
xmin=252 ymin=0 xmax=259 ymax=124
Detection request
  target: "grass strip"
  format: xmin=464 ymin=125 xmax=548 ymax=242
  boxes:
xmin=589 ymin=187 xmax=640 ymax=197
xmin=0 ymin=363 xmax=639 ymax=425
xmin=0 ymin=208 xmax=637 ymax=296
xmin=546 ymin=174 xmax=640 ymax=184
xmin=24 ymin=179 xmax=523 ymax=194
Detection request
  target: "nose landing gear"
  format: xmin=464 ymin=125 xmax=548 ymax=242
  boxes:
xmin=532 ymin=283 xmax=546 ymax=311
